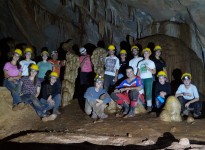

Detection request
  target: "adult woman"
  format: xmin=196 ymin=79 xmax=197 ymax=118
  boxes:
xmin=21 ymin=64 xmax=48 ymax=117
xmin=137 ymin=48 xmax=156 ymax=112
xmin=3 ymin=49 xmax=24 ymax=111
xmin=118 ymin=49 xmax=129 ymax=80
xmin=20 ymin=47 xmax=36 ymax=77
xmin=37 ymin=50 xmax=52 ymax=83
xmin=40 ymin=71 xmax=61 ymax=122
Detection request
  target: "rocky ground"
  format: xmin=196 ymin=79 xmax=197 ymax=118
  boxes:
xmin=1 ymin=88 xmax=205 ymax=150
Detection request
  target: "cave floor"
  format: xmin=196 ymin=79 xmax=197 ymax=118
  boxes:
xmin=1 ymin=98 xmax=205 ymax=149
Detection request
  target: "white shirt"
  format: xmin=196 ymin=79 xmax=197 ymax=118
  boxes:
xmin=104 ymin=56 xmax=120 ymax=76
xmin=20 ymin=60 xmax=36 ymax=76
xmin=137 ymin=59 xmax=155 ymax=79
xmin=129 ymin=57 xmax=143 ymax=75
xmin=176 ymin=84 xmax=199 ymax=100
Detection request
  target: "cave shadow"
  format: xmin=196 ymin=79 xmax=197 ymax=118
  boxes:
xmin=170 ymin=68 xmax=183 ymax=95
xmin=1 ymin=131 xmax=205 ymax=150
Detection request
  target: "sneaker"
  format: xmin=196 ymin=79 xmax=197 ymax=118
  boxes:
xmin=100 ymin=113 xmax=108 ymax=119
xmin=147 ymin=106 xmax=152 ymax=113
xmin=12 ymin=105 xmax=18 ymax=111
xmin=42 ymin=114 xmax=57 ymax=122
xmin=193 ymin=113 xmax=200 ymax=118
xmin=91 ymin=113 xmax=98 ymax=119
xmin=181 ymin=109 xmax=189 ymax=116
xmin=17 ymin=103 xmax=25 ymax=110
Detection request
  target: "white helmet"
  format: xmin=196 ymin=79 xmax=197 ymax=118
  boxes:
xmin=79 ymin=47 xmax=86 ymax=54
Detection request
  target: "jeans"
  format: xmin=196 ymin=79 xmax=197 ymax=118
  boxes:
xmin=4 ymin=79 xmax=22 ymax=106
xmin=21 ymin=94 xmax=48 ymax=117
xmin=178 ymin=96 xmax=202 ymax=116
xmin=40 ymin=94 xmax=61 ymax=114
xmin=104 ymin=74 xmax=115 ymax=92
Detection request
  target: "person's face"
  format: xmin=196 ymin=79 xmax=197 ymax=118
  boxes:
xmin=50 ymin=77 xmax=57 ymax=84
xmin=13 ymin=53 xmax=20 ymax=61
xmin=143 ymin=51 xmax=150 ymax=58
xmin=30 ymin=69 xmax=37 ymax=77
xmin=155 ymin=50 xmax=161 ymax=57
xmin=108 ymin=50 xmax=115 ymax=56
xmin=120 ymin=53 xmax=126 ymax=59
xmin=183 ymin=79 xmax=191 ymax=86
xmin=132 ymin=49 xmax=139 ymax=56
xmin=42 ymin=54 xmax=48 ymax=60
xmin=95 ymin=81 xmax=103 ymax=89
xmin=52 ymin=53 xmax=58 ymax=60
xmin=126 ymin=68 xmax=135 ymax=78
xmin=158 ymin=76 xmax=166 ymax=84
xmin=25 ymin=52 xmax=32 ymax=60
xmin=81 ymin=51 xmax=87 ymax=56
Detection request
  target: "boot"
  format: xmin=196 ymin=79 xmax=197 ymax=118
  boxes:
xmin=125 ymin=107 xmax=135 ymax=118
xmin=122 ymin=103 xmax=129 ymax=115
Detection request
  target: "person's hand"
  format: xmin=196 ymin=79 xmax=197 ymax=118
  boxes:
xmin=113 ymin=77 xmax=117 ymax=83
xmin=160 ymin=91 xmax=166 ymax=98
xmin=96 ymin=99 xmax=103 ymax=103
xmin=183 ymin=93 xmax=192 ymax=97
xmin=48 ymin=99 xmax=55 ymax=106
xmin=114 ymin=89 xmax=120 ymax=93
xmin=185 ymin=102 xmax=191 ymax=108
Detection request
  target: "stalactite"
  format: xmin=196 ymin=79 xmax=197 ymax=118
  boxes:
xmin=88 ymin=0 xmax=94 ymax=12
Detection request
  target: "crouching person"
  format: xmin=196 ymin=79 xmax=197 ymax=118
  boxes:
xmin=155 ymin=71 xmax=171 ymax=112
xmin=21 ymin=64 xmax=48 ymax=117
xmin=175 ymin=73 xmax=202 ymax=118
xmin=40 ymin=71 xmax=61 ymax=122
xmin=84 ymin=75 xmax=111 ymax=119
xmin=111 ymin=66 xmax=143 ymax=117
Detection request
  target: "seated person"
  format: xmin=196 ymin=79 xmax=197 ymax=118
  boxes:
xmin=155 ymin=71 xmax=171 ymax=111
xmin=111 ymin=66 xmax=144 ymax=117
xmin=84 ymin=75 xmax=111 ymax=119
xmin=40 ymin=71 xmax=61 ymax=122
xmin=175 ymin=73 xmax=202 ymax=118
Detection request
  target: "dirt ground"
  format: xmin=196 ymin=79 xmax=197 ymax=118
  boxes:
xmin=1 ymin=92 xmax=205 ymax=149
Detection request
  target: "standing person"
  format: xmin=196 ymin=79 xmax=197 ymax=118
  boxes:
xmin=111 ymin=66 xmax=143 ymax=117
xmin=48 ymin=50 xmax=65 ymax=80
xmin=175 ymin=73 xmax=202 ymax=118
xmin=129 ymin=46 xmax=143 ymax=75
xmin=21 ymin=64 xmax=48 ymax=117
xmin=104 ymin=44 xmax=120 ymax=93
xmin=154 ymin=71 xmax=171 ymax=112
xmin=84 ymin=75 xmax=111 ymax=119
xmin=40 ymin=71 xmax=62 ymax=122
xmin=118 ymin=49 xmax=129 ymax=80
xmin=152 ymin=45 xmax=167 ymax=80
xmin=37 ymin=50 xmax=52 ymax=83
xmin=3 ymin=49 xmax=24 ymax=110
xmin=20 ymin=47 xmax=36 ymax=77
xmin=79 ymin=47 xmax=93 ymax=89
xmin=137 ymin=48 xmax=156 ymax=112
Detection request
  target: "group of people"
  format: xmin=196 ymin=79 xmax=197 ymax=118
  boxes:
xmin=3 ymin=47 xmax=63 ymax=122
xmin=83 ymin=44 xmax=203 ymax=120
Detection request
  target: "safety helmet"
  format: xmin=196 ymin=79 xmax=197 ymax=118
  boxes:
xmin=154 ymin=45 xmax=162 ymax=51
xmin=51 ymin=51 xmax=58 ymax=55
xmin=181 ymin=73 xmax=192 ymax=80
xmin=79 ymin=47 xmax=86 ymax=54
xmin=50 ymin=71 xmax=59 ymax=78
xmin=157 ymin=71 xmax=167 ymax=77
xmin=131 ymin=45 xmax=139 ymax=51
xmin=24 ymin=47 xmax=33 ymax=53
xmin=120 ymin=49 xmax=127 ymax=54
xmin=41 ymin=50 xmax=49 ymax=56
xmin=14 ymin=49 xmax=22 ymax=56
xmin=142 ymin=47 xmax=152 ymax=55
xmin=94 ymin=74 xmax=104 ymax=83
xmin=108 ymin=44 xmax=115 ymax=51
xmin=30 ymin=64 xmax=39 ymax=71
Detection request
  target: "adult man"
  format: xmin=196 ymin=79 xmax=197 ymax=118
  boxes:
xmin=111 ymin=66 xmax=143 ymax=117
xmin=129 ymin=45 xmax=143 ymax=75
xmin=175 ymin=73 xmax=202 ymax=118
xmin=104 ymin=44 xmax=120 ymax=93
xmin=84 ymin=75 xmax=111 ymax=119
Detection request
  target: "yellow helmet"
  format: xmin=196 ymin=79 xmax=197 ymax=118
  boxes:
xmin=157 ymin=71 xmax=167 ymax=77
xmin=30 ymin=64 xmax=39 ymax=71
xmin=50 ymin=71 xmax=59 ymax=78
xmin=142 ymin=47 xmax=152 ymax=55
xmin=41 ymin=50 xmax=49 ymax=56
xmin=120 ymin=49 xmax=127 ymax=54
xmin=181 ymin=73 xmax=192 ymax=80
xmin=94 ymin=74 xmax=104 ymax=82
xmin=108 ymin=44 xmax=115 ymax=51
xmin=14 ymin=49 xmax=22 ymax=56
xmin=154 ymin=45 xmax=162 ymax=51
xmin=131 ymin=45 xmax=139 ymax=51
xmin=24 ymin=47 xmax=33 ymax=53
